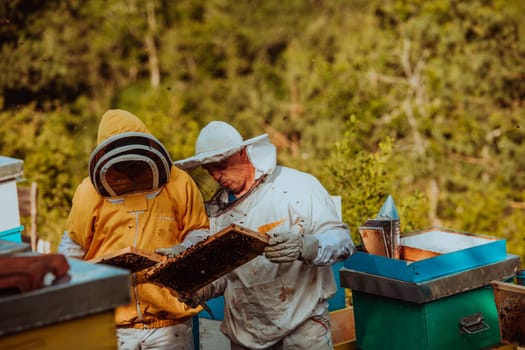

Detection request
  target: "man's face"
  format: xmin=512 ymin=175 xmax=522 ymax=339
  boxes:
xmin=203 ymin=150 xmax=254 ymax=196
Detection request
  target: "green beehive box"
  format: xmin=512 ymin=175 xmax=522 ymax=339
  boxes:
xmin=352 ymin=286 xmax=501 ymax=350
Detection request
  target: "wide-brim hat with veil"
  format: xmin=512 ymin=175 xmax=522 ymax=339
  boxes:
xmin=174 ymin=121 xmax=276 ymax=180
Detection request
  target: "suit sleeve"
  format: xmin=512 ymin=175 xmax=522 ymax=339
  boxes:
xmin=64 ymin=178 xmax=101 ymax=252
xmin=171 ymin=169 xmax=210 ymax=243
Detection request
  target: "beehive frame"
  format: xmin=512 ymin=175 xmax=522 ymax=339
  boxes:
xmin=145 ymin=224 xmax=269 ymax=293
xmin=88 ymin=247 xmax=165 ymax=273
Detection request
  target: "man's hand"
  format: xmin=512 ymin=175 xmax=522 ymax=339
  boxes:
xmin=155 ymin=244 xmax=186 ymax=258
xmin=264 ymin=232 xmax=320 ymax=263
xmin=264 ymin=232 xmax=302 ymax=263
xmin=177 ymin=291 xmax=203 ymax=309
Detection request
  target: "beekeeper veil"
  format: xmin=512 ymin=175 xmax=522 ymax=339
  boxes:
xmin=88 ymin=109 xmax=172 ymax=197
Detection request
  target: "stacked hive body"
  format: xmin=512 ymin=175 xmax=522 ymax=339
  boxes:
xmin=341 ymin=227 xmax=520 ymax=350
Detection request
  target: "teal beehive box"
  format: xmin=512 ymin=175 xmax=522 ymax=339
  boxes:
xmin=341 ymin=196 xmax=519 ymax=350
xmin=342 ymin=228 xmax=518 ymax=350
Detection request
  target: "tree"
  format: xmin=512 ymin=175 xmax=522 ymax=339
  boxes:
xmin=1 ymin=0 xmax=524 ymax=263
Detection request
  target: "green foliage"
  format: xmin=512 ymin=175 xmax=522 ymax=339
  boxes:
xmin=1 ymin=0 xmax=524 ymax=264
xmin=324 ymin=115 xmax=426 ymax=243
xmin=0 ymin=104 xmax=87 ymax=250
xmin=114 ymin=82 xmax=201 ymax=161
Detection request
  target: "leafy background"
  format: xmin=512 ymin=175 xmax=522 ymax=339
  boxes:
xmin=1 ymin=0 xmax=524 ymax=262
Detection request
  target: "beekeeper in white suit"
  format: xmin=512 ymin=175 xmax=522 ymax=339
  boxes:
xmin=174 ymin=121 xmax=355 ymax=350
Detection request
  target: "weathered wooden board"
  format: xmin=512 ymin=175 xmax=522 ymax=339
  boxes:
xmin=88 ymin=247 xmax=165 ymax=273
xmin=400 ymin=246 xmax=441 ymax=262
xmin=145 ymin=224 xmax=269 ymax=293
xmin=330 ymin=306 xmax=356 ymax=346
xmin=492 ymin=281 xmax=525 ymax=347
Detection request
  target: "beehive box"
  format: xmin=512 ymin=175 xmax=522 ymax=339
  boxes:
xmin=491 ymin=281 xmax=525 ymax=347
xmin=88 ymin=247 xmax=165 ymax=273
xmin=146 ymin=224 xmax=268 ymax=293
xmin=0 ymin=258 xmax=130 ymax=336
xmin=342 ymin=227 xmax=517 ymax=350
xmin=341 ymin=255 xmax=519 ymax=304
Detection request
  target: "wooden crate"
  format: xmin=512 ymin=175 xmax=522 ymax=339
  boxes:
xmin=145 ymin=224 xmax=268 ymax=293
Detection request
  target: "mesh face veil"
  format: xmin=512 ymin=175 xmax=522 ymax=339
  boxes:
xmin=89 ymin=132 xmax=172 ymax=197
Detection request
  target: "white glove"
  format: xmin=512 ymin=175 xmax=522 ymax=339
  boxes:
xmin=155 ymin=244 xmax=186 ymax=258
xmin=264 ymin=232 xmax=302 ymax=262
xmin=264 ymin=232 xmax=319 ymax=263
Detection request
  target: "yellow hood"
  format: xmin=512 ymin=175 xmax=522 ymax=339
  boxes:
xmin=97 ymin=109 xmax=150 ymax=145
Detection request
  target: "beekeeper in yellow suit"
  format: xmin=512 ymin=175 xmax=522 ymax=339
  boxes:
xmin=58 ymin=109 xmax=209 ymax=350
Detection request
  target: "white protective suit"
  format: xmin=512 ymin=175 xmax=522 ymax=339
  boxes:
xmin=176 ymin=129 xmax=355 ymax=349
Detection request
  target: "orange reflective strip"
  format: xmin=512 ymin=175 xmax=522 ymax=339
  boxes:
xmin=257 ymin=218 xmax=286 ymax=233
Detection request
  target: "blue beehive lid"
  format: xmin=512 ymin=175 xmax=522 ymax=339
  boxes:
xmin=0 ymin=156 xmax=23 ymax=182
xmin=345 ymin=227 xmax=507 ymax=283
